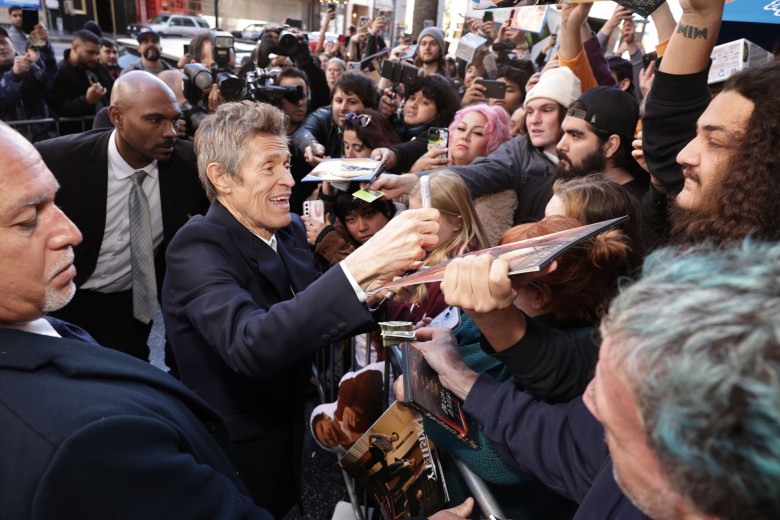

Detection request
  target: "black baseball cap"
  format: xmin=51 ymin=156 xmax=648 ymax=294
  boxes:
xmin=136 ymin=28 xmax=160 ymax=43
xmin=568 ymin=86 xmax=639 ymax=139
xmin=0 ymin=27 xmax=9 ymax=39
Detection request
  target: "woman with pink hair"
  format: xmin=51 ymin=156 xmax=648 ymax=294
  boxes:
xmin=409 ymin=104 xmax=511 ymax=172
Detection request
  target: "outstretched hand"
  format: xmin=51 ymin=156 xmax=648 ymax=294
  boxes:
xmin=410 ymin=328 xmax=478 ymax=401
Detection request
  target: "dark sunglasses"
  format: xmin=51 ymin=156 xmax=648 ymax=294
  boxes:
xmin=344 ymin=112 xmax=372 ymax=127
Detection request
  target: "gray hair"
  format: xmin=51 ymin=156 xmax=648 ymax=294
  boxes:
xmin=602 ymin=241 xmax=780 ymax=520
xmin=328 ymin=57 xmax=346 ymax=71
xmin=194 ymin=101 xmax=289 ymax=201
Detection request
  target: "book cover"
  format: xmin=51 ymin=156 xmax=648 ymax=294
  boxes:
xmin=402 ymin=343 xmax=479 ymax=449
xmin=339 ymin=402 xmax=449 ymax=519
xmin=302 ymin=158 xmax=384 ymax=183
xmin=368 ymin=216 xmax=628 ymax=294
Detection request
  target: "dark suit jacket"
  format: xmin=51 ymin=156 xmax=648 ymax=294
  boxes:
xmin=0 ymin=324 xmax=273 ymax=520
xmin=35 ymin=128 xmax=209 ymax=294
xmin=161 ymin=200 xmax=375 ymax=515
xmin=50 ymin=51 xmax=113 ymax=117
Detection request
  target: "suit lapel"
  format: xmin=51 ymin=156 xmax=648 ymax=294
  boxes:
xmin=276 ymin=228 xmax=319 ymax=294
xmin=206 ymin=201 xmax=296 ymax=301
xmin=86 ymin=132 xmax=110 ymax=265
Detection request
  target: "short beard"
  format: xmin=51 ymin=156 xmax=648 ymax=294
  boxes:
xmin=143 ymin=48 xmax=160 ymax=62
xmin=42 ymin=249 xmax=77 ymax=313
xmin=554 ymin=149 xmax=607 ymax=182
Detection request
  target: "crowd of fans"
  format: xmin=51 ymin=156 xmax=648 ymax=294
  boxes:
xmin=1 ymin=0 xmax=780 ymax=519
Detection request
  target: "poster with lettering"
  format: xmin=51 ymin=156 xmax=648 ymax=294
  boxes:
xmin=339 ymin=402 xmax=448 ymax=519
xmin=402 ymin=343 xmax=479 ymax=449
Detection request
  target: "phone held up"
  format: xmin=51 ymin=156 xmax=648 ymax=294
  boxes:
xmin=428 ymin=128 xmax=449 ymax=160
xmin=475 ymin=79 xmax=506 ymax=99
xmin=302 ymin=200 xmax=325 ymax=223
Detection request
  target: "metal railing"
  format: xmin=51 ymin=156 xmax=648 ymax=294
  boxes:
xmin=6 ymin=115 xmax=96 ymax=138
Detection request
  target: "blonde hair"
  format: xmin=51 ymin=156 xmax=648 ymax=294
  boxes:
xmin=409 ymin=170 xmax=489 ymax=304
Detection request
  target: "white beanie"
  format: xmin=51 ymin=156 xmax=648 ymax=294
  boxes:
xmin=417 ymin=27 xmax=446 ymax=56
xmin=523 ymin=66 xmax=582 ymax=109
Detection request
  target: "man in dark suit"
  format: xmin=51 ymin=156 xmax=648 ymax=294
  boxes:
xmin=36 ymin=71 xmax=209 ymax=361
xmin=162 ymin=101 xmax=442 ymax=517
xmin=0 ymin=121 xmax=275 ymax=519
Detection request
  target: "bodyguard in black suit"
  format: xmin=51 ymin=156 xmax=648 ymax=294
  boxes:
xmin=35 ymin=71 xmax=208 ymax=360
xmin=0 ymin=122 xmax=273 ymax=520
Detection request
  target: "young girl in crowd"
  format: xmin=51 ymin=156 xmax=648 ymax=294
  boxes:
xmin=388 ymin=171 xmax=489 ymax=323
xmin=409 ymin=104 xmax=511 ymax=172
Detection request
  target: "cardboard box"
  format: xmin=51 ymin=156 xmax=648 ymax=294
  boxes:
xmin=709 ymin=38 xmax=772 ymax=84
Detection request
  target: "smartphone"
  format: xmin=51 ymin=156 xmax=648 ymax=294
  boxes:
xmin=428 ymin=127 xmax=449 ymax=160
xmin=303 ymin=200 xmax=325 ymax=223
xmin=400 ymin=44 xmax=417 ymax=60
xmin=360 ymin=15 xmax=369 ymax=25
xmin=327 ymin=2 xmax=336 ymax=12
xmin=476 ymin=79 xmax=506 ymax=99
xmin=286 ymin=18 xmax=303 ymax=29
xmin=483 ymin=11 xmax=494 ymax=22
xmin=183 ymin=43 xmax=190 ymax=55
xmin=21 ymin=7 xmax=38 ymax=34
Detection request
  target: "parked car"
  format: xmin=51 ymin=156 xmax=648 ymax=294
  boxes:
xmin=129 ymin=13 xmax=211 ymax=38
xmin=231 ymin=22 xmax=267 ymax=42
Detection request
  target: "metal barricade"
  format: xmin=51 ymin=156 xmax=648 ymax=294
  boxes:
xmin=6 ymin=115 xmax=95 ymax=138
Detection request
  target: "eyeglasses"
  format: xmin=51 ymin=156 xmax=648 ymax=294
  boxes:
xmin=344 ymin=113 xmax=372 ymax=127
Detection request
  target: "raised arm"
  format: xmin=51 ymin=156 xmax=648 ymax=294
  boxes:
xmin=558 ymin=2 xmax=598 ymax=92
xmin=642 ymin=0 xmax=724 ymax=192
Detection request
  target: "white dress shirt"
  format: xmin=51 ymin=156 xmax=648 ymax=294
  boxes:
xmin=82 ymin=130 xmax=164 ymax=292
xmin=1 ymin=318 xmax=60 ymax=337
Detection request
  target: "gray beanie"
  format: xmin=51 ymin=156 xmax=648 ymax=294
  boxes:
xmin=417 ymin=27 xmax=446 ymax=56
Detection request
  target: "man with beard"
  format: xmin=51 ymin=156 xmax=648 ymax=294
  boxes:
xmin=555 ymin=86 xmax=648 ymax=202
xmin=35 ymin=71 xmax=208 ymax=361
xmin=122 ymin=28 xmax=174 ymax=76
xmin=643 ymin=0 xmax=779 ymax=246
xmin=50 ymin=30 xmax=113 ymax=131
xmin=414 ymin=27 xmax=449 ymax=78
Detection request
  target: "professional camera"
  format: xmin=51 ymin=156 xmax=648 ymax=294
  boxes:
xmin=485 ymin=41 xmax=534 ymax=79
xmin=243 ymin=68 xmax=305 ymax=104
xmin=181 ymin=31 xmax=247 ymax=136
xmin=182 ymin=31 xmax=244 ymax=104
xmin=266 ymin=25 xmax=308 ymax=56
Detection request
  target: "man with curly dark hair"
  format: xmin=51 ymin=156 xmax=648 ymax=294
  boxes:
xmin=643 ymin=0 xmax=779 ymax=247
